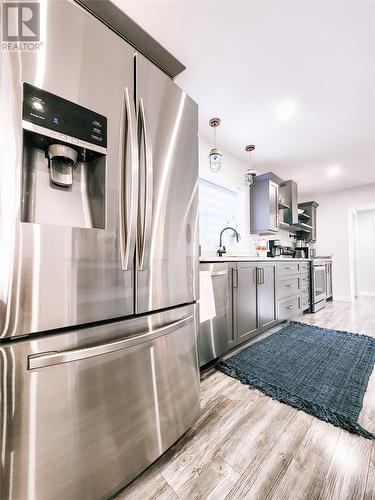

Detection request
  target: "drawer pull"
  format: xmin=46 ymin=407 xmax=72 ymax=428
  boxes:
xmin=285 ymin=284 xmax=294 ymax=288
xmin=287 ymin=305 xmax=295 ymax=309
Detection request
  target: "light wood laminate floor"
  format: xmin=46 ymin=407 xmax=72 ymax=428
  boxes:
xmin=117 ymin=297 xmax=375 ymax=500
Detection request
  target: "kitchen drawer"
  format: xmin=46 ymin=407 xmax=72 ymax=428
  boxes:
xmin=300 ymin=262 xmax=310 ymax=273
xmin=278 ymin=294 xmax=301 ymax=321
xmin=277 ymin=275 xmax=300 ymax=299
xmin=277 ymin=262 xmax=300 ymax=277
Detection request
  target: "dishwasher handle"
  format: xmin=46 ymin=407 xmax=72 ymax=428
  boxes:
xmin=28 ymin=314 xmax=193 ymax=370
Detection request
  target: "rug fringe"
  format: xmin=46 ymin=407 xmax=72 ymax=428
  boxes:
xmin=216 ymin=360 xmax=375 ymax=440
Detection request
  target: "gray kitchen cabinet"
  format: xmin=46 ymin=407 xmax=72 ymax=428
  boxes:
xmin=235 ymin=262 xmax=259 ymax=342
xmin=276 ymin=262 xmax=304 ymax=320
xmin=325 ymin=260 xmax=333 ymax=300
xmin=258 ymin=263 xmax=278 ymax=330
xmin=279 ymin=180 xmax=298 ymax=225
xmin=235 ymin=262 xmax=277 ymax=342
xmin=250 ymin=172 xmax=283 ymax=234
xmin=298 ymin=201 xmax=319 ymax=243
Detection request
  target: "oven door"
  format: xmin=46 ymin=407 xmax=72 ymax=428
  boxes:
xmin=312 ymin=265 xmax=326 ymax=303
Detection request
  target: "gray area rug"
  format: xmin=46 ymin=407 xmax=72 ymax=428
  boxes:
xmin=216 ymin=322 xmax=375 ymax=439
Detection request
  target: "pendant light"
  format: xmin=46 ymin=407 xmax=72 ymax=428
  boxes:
xmin=244 ymin=145 xmax=256 ymax=186
xmin=208 ymin=118 xmax=223 ymax=172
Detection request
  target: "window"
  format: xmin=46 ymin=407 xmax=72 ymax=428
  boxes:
xmin=199 ymin=178 xmax=245 ymax=247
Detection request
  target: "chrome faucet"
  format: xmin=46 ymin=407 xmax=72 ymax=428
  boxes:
xmin=217 ymin=226 xmax=239 ymax=256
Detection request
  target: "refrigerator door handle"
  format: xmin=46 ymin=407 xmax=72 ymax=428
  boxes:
xmin=119 ymin=87 xmax=138 ymax=271
xmin=137 ymin=97 xmax=153 ymax=271
xmin=28 ymin=314 xmax=193 ymax=370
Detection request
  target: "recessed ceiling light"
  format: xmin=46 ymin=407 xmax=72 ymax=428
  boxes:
xmin=275 ymin=100 xmax=297 ymax=121
xmin=326 ymin=165 xmax=342 ymax=177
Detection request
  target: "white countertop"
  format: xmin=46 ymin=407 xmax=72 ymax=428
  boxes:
xmin=200 ymin=256 xmax=311 ymax=262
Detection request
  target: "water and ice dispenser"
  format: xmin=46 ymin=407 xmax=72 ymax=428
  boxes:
xmin=21 ymin=83 xmax=107 ymax=229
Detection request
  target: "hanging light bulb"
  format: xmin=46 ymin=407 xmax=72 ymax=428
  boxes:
xmin=244 ymin=145 xmax=256 ymax=186
xmin=209 ymin=118 xmax=223 ymax=172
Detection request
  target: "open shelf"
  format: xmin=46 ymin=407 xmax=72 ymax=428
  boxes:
xmin=297 ymin=222 xmax=313 ymax=230
xmin=298 ymin=212 xmax=310 ymax=221
xmin=279 ymin=221 xmax=313 ymax=233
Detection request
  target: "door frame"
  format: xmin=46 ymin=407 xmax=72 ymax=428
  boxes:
xmin=348 ymin=203 xmax=375 ymax=300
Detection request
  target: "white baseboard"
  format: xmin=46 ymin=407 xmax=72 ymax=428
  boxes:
xmin=333 ymin=296 xmax=354 ymax=302
xmin=359 ymin=291 xmax=375 ymax=297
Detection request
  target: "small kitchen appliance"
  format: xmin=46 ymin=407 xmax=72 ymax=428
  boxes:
xmin=280 ymin=245 xmax=295 ymax=257
xmin=268 ymin=239 xmax=282 ymax=257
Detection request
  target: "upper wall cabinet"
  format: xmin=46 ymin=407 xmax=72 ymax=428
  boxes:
xmin=250 ymin=172 xmax=283 ymax=234
xmin=279 ymin=180 xmax=298 ymax=227
xmin=298 ymin=201 xmax=319 ymax=243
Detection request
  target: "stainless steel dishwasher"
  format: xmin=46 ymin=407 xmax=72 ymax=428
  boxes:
xmin=198 ymin=262 xmax=235 ymax=366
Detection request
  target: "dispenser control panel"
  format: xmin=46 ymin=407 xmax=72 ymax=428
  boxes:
xmin=22 ymin=83 xmax=107 ymax=148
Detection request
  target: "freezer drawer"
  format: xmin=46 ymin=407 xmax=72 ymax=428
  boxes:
xmin=0 ymin=305 xmax=200 ymax=500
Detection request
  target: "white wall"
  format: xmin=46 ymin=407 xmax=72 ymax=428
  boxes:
xmin=310 ymin=183 xmax=375 ymax=301
xmin=357 ymin=209 xmax=375 ymax=295
xmin=199 ymin=136 xmax=294 ymax=256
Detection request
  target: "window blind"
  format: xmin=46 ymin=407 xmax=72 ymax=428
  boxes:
xmin=199 ymin=178 xmax=242 ymax=246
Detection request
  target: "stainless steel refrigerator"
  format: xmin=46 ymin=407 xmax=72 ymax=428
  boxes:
xmin=0 ymin=1 xmax=199 ymax=498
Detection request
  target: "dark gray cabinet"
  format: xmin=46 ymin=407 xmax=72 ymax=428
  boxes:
xmin=250 ymin=172 xmax=283 ymax=234
xmin=258 ymin=263 xmax=278 ymax=330
xmin=235 ymin=262 xmax=259 ymax=342
xmin=235 ymin=262 xmax=277 ymax=343
xmin=279 ymin=180 xmax=298 ymax=226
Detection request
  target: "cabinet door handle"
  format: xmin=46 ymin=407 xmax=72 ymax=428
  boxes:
xmin=262 ymin=268 xmax=265 ymax=284
xmin=232 ymin=269 xmax=238 ymax=288
xmin=257 ymin=268 xmax=262 ymax=285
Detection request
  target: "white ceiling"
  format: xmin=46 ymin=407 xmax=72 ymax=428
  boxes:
xmin=113 ymin=0 xmax=375 ymax=196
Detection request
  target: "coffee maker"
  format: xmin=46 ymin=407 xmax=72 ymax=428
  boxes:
xmin=268 ymin=239 xmax=282 ymax=257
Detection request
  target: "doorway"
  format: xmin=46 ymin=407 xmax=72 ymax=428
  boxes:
xmin=349 ymin=204 xmax=375 ymax=299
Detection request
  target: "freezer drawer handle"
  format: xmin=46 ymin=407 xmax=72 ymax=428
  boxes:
xmin=137 ymin=97 xmax=153 ymax=271
xmin=119 ymin=87 xmax=138 ymax=271
xmin=28 ymin=314 xmax=193 ymax=370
